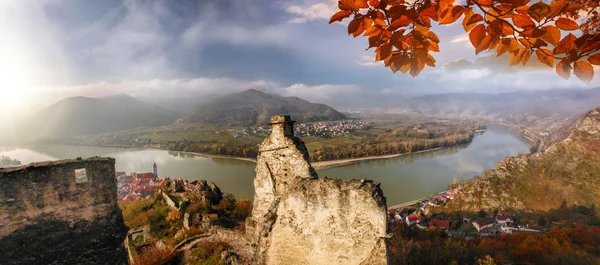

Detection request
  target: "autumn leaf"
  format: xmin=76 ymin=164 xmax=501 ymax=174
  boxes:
xmin=469 ymin=24 xmax=486 ymax=51
xmin=547 ymin=0 xmax=569 ymax=18
xmin=536 ymin=48 xmax=555 ymax=67
xmin=410 ymin=57 xmax=425 ymax=77
xmin=528 ymin=1 xmax=551 ymax=22
xmin=341 ymin=0 xmax=369 ymax=12
xmin=555 ymin=18 xmax=579 ymax=30
xmin=369 ymin=0 xmax=379 ymax=7
xmin=348 ymin=19 xmax=362 ymax=35
xmin=389 ymin=16 xmax=411 ymax=30
xmin=573 ymin=61 xmax=594 ymax=83
xmin=376 ymin=43 xmax=393 ymax=61
xmin=497 ymin=39 xmax=510 ymax=56
xmin=330 ymin=10 xmax=353 ymax=24
xmin=589 ymin=54 xmax=600 ymax=65
xmin=509 ymin=48 xmax=526 ymax=66
xmin=540 ymin=26 xmax=560 ymax=46
xmin=521 ymin=50 xmax=531 ymax=65
xmin=556 ymin=59 xmax=571 ymax=79
xmin=512 ymin=13 xmax=535 ymax=28
xmin=554 ymin=33 xmax=577 ymax=54
xmin=439 ymin=6 xmax=465 ymax=25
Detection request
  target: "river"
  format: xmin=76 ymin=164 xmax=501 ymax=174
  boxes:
xmin=0 ymin=124 xmax=530 ymax=205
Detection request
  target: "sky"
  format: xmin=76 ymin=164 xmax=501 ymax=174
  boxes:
xmin=0 ymin=0 xmax=598 ymax=112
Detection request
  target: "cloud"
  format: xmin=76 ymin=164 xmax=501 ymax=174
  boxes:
xmin=356 ymin=55 xmax=383 ymax=67
xmin=285 ymin=0 xmax=338 ymax=23
xmin=450 ymin=33 xmax=469 ymax=44
xmin=444 ymin=53 xmax=553 ymax=73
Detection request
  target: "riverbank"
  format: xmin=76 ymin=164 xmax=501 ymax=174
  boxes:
xmin=179 ymin=147 xmax=446 ymax=171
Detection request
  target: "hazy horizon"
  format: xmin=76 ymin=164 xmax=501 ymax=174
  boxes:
xmin=1 ymin=0 xmax=599 ymax=113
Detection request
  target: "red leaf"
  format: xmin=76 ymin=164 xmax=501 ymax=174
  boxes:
xmin=329 ymin=10 xmax=353 ymax=24
xmin=555 ymin=17 xmax=579 ymax=31
xmin=556 ymin=58 xmax=571 ymax=79
xmin=573 ymin=61 xmax=594 ymax=84
xmin=588 ymin=53 xmax=600 ymax=65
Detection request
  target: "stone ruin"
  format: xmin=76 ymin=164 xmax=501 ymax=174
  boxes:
xmin=0 ymin=157 xmax=128 ymax=265
xmin=246 ymin=115 xmax=389 ymax=265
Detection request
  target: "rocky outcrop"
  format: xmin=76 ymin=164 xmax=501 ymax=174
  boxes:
xmin=447 ymin=106 xmax=600 ymax=212
xmin=0 ymin=157 xmax=128 ymax=265
xmin=247 ymin=115 xmax=389 ymax=265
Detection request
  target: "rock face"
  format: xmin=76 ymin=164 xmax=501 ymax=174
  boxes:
xmin=247 ymin=115 xmax=389 ymax=265
xmin=0 ymin=157 xmax=128 ymax=265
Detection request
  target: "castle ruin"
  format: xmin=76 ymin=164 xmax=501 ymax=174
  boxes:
xmin=247 ymin=115 xmax=389 ymax=265
xmin=0 ymin=157 xmax=128 ymax=265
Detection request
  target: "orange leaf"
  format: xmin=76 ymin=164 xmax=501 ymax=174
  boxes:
xmin=501 ymin=22 xmax=514 ymax=35
xmin=554 ymin=33 xmax=577 ymax=55
xmin=573 ymin=61 xmax=594 ymax=84
xmin=469 ymin=24 xmax=486 ymax=50
xmin=518 ymin=38 xmax=531 ymax=49
xmin=426 ymin=31 xmax=440 ymax=43
xmin=368 ymin=35 xmax=380 ymax=49
xmin=535 ymin=48 xmax=554 ymax=67
xmin=555 ymin=18 xmax=579 ymax=31
xmin=547 ymin=0 xmax=569 ymax=18
xmin=369 ymin=0 xmax=380 ymax=7
xmin=389 ymin=16 xmax=411 ymax=31
xmin=521 ymin=50 xmax=531 ymax=65
xmin=478 ymin=0 xmax=493 ymax=6
xmin=410 ymin=57 xmax=424 ymax=77
xmin=540 ymin=26 xmax=560 ymax=46
xmin=428 ymin=41 xmax=440 ymax=52
xmin=376 ymin=43 xmax=393 ymax=61
xmin=348 ymin=19 xmax=362 ymax=35
xmin=329 ymin=10 xmax=353 ymax=24
xmin=512 ymin=14 xmax=535 ymax=28
xmin=439 ymin=6 xmax=465 ymax=25
xmin=364 ymin=25 xmax=383 ymax=37
xmin=588 ymin=54 xmax=600 ymax=65
xmin=509 ymin=48 xmax=526 ymax=66
xmin=497 ymin=39 xmax=510 ymax=56
xmin=509 ymin=38 xmax=520 ymax=53
xmin=556 ymin=58 xmax=571 ymax=79
xmin=476 ymin=35 xmax=491 ymax=54
xmin=528 ymin=1 xmax=550 ymax=22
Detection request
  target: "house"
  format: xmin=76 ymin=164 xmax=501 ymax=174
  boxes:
xmin=430 ymin=219 xmax=451 ymax=230
xmin=472 ymin=220 xmax=494 ymax=232
xmin=405 ymin=214 xmax=425 ymax=226
xmin=495 ymin=214 xmax=514 ymax=224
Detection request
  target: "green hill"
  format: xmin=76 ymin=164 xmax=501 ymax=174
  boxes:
xmin=27 ymin=95 xmax=179 ymax=138
xmin=184 ymin=89 xmax=346 ymax=126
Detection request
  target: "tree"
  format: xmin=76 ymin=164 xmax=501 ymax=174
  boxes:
xmin=330 ymin=0 xmax=600 ymax=83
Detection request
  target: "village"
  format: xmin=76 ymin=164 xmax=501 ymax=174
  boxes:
xmin=388 ymin=188 xmax=546 ymax=240
xmin=234 ymin=120 xmax=371 ymax=138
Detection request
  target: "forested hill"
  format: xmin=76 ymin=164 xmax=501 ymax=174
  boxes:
xmin=26 ymin=95 xmax=179 ymax=138
xmin=445 ymin=106 xmax=600 ymax=212
xmin=183 ymin=89 xmax=346 ymax=126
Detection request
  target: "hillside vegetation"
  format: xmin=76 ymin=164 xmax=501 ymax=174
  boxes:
xmin=25 ymin=95 xmax=179 ymax=138
xmin=445 ymin=107 xmax=600 ymax=212
xmin=184 ymin=89 xmax=346 ymax=126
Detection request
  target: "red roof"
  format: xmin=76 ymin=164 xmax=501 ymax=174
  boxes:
xmin=136 ymin=173 xmax=155 ymax=179
xmin=430 ymin=220 xmax=450 ymax=229
xmin=407 ymin=214 xmax=424 ymax=222
xmin=496 ymin=215 xmax=514 ymax=222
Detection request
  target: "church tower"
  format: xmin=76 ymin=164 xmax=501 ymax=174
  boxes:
xmin=153 ymin=162 xmax=158 ymax=178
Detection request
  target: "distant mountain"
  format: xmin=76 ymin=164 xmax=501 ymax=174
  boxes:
xmin=27 ymin=94 xmax=179 ymax=137
xmin=184 ymin=89 xmax=346 ymax=126
xmin=405 ymin=89 xmax=600 ymax=117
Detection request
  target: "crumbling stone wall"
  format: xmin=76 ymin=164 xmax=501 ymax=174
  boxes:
xmin=247 ymin=115 xmax=389 ymax=265
xmin=0 ymin=157 xmax=128 ymax=265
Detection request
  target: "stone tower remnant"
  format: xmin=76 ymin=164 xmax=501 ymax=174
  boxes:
xmin=247 ymin=115 xmax=389 ymax=265
xmin=0 ymin=157 xmax=128 ymax=265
